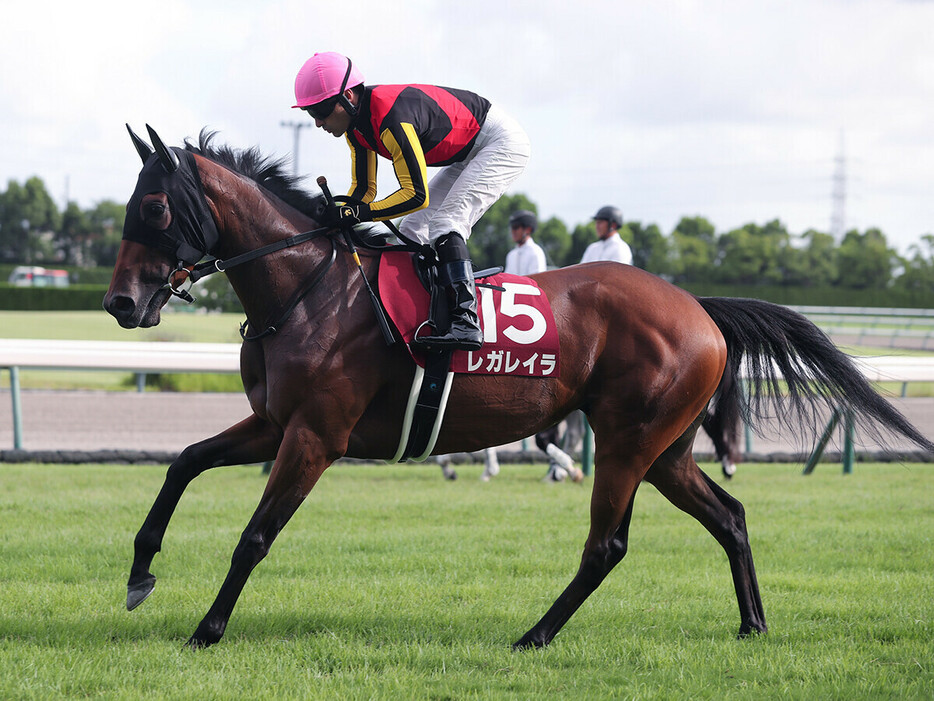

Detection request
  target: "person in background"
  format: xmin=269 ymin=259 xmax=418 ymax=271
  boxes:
xmin=533 ymin=204 xmax=633 ymax=483
xmin=504 ymin=209 xmax=546 ymax=276
xmin=581 ymin=205 xmax=632 ymax=265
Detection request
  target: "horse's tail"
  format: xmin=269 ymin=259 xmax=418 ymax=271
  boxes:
xmin=697 ymin=296 xmax=934 ymax=454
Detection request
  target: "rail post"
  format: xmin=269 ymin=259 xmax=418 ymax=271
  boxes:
xmin=581 ymin=416 xmax=594 ymax=476
xmin=802 ymin=407 xmax=842 ymax=475
xmin=802 ymin=406 xmax=856 ymax=475
xmin=842 ymin=409 xmax=855 ymax=474
xmin=8 ymin=366 xmax=23 ymax=450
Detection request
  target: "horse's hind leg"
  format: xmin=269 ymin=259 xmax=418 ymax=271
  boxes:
xmin=514 ymin=463 xmax=641 ymax=649
xmin=127 ymin=414 xmax=281 ymax=611
xmin=644 ymin=445 xmax=766 ymax=637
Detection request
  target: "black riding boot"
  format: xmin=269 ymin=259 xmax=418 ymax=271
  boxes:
xmin=415 ymin=232 xmax=483 ymax=352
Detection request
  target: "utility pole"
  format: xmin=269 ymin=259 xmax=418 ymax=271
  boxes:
xmin=830 ymin=129 xmax=847 ymax=240
xmin=280 ymin=121 xmax=312 ymax=176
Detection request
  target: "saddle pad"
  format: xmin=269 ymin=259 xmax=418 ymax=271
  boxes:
xmin=378 ymin=251 xmax=560 ymax=377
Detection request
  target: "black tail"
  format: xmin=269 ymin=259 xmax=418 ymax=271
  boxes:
xmin=697 ymin=297 xmax=934 ymax=455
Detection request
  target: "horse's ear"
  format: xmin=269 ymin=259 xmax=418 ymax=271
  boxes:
xmin=145 ymin=124 xmax=180 ymax=173
xmin=126 ymin=123 xmax=154 ymax=164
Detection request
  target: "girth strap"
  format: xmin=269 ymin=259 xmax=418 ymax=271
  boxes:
xmin=401 ymin=351 xmax=454 ymax=461
xmin=390 ymin=352 xmax=455 ymax=463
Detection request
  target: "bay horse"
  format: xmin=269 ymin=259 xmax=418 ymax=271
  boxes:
xmin=105 ymin=126 xmax=934 ymax=649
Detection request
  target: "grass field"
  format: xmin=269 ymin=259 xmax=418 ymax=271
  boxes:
xmin=0 ymin=461 xmax=931 ymax=699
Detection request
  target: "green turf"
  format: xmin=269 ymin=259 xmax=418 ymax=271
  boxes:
xmin=0 ymin=461 xmax=931 ymax=699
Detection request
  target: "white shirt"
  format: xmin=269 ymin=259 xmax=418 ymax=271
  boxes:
xmin=580 ymin=232 xmax=632 ymax=265
xmin=505 ymin=237 xmax=547 ymax=276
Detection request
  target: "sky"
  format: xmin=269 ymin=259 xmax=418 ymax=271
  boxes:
xmin=1 ymin=0 xmax=932 ymax=253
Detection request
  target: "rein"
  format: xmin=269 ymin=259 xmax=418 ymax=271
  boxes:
xmin=177 ymin=224 xmax=335 ymax=288
xmin=239 ymin=237 xmax=337 ymax=341
xmin=164 ymin=221 xmax=422 ymax=343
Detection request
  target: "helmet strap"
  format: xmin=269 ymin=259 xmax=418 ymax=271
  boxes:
xmin=338 ymin=57 xmax=359 ymax=118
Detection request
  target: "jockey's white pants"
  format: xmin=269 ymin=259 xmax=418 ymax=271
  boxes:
xmin=398 ymin=104 xmax=531 ymax=246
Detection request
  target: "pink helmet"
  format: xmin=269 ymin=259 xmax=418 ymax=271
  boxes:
xmin=292 ymin=52 xmax=364 ymax=109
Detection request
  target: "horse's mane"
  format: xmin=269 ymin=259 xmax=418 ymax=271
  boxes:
xmin=184 ymin=128 xmax=324 ymax=218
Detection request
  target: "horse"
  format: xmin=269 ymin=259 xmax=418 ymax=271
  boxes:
xmin=104 ymin=126 xmax=934 ymax=650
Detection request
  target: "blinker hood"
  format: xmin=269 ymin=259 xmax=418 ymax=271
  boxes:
xmin=123 ymin=148 xmax=219 ymax=265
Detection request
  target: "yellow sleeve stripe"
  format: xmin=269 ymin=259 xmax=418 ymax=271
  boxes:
xmin=346 ymin=136 xmax=378 ymax=203
xmin=368 ymin=122 xmax=429 ymax=221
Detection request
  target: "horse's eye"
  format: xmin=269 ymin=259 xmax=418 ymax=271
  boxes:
xmin=141 ymin=200 xmax=171 ymax=229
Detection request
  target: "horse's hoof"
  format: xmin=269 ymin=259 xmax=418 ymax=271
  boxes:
xmin=512 ymin=634 xmax=547 ymax=651
xmin=737 ymin=622 xmax=767 ymax=639
xmin=126 ymin=575 xmax=157 ymax=611
xmin=185 ymin=635 xmax=213 ymax=650
xmin=186 ymin=622 xmax=224 ymax=649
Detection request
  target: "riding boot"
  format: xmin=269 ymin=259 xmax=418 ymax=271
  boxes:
xmin=415 ymin=232 xmax=483 ymax=351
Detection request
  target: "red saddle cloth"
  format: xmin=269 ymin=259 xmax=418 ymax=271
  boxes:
xmin=378 ymin=251 xmax=560 ymax=377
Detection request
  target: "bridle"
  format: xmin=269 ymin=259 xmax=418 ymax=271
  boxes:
xmin=162 ymin=226 xmax=339 ymax=341
xmin=162 ymin=223 xmax=336 ymax=304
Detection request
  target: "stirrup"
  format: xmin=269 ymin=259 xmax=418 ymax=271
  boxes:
xmin=412 ymin=330 xmax=482 ymax=353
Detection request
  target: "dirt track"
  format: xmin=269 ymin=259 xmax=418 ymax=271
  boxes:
xmin=1 ymin=389 xmax=932 ymax=464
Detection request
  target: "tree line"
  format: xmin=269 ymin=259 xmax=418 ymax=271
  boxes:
xmin=2 ymin=175 xmax=933 ymax=300
xmin=0 ymin=176 xmax=124 ymax=268
xmin=470 ymin=194 xmax=934 ymax=298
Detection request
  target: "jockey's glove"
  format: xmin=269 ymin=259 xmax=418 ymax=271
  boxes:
xmin=329 ymin=196 xmax=373 ymax=227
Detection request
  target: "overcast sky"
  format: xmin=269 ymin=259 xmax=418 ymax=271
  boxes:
xmin=1 ymin=0 xmax=932 ymax=252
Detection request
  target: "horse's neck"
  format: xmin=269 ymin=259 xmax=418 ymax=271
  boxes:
xmin=198 ymin=158 xmax=339 ymax=324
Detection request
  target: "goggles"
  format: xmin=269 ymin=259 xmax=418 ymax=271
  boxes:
xmin=303 ymin=97 xmax=340 ymax=120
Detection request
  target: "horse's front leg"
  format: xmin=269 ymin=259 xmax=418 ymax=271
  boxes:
xmin=186 ymin=423 xmax=332 ymax=648
xmin=127 ymin=413 xmax=281 ymax=611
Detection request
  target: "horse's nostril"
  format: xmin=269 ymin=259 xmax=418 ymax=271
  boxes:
xmin=108 ymin=295 xmax=136 ymax=315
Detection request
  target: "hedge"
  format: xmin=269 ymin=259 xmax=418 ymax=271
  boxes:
xmin=0 ymin=284 xmax=109 ymax=310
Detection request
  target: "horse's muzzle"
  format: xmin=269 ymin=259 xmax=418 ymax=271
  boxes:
xmin=103 ymin=289 xmax=167 ymax=329
xmin=103 ymin=292 xmax=142 ymax=328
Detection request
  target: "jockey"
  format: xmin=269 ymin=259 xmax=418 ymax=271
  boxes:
xmin=293 ymin=51 xmax=531 ymax=351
